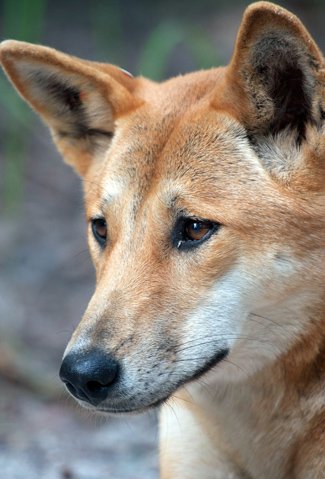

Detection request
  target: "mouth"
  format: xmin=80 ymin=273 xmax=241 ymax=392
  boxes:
xmin=181 ymin=347 xmax=229 ymax=384
xmin=96 ymin=397 xmax=167 ymax=415
xmin=86 ymin=348 xmax=229 ymax=415
xmin=75 ymin=393 xmax=167 ymax=415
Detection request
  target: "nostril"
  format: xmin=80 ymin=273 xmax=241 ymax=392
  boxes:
xmin=64 ymin=381 xmax=76 ymax=395
xmin=64 ymin=381 xmax=88 ymax=401
xmin=86 ymin=380 xmax=110 ymax=393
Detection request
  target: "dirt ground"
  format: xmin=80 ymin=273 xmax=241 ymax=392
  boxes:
xmin=0 ymin=380 xmax=158 ymax=479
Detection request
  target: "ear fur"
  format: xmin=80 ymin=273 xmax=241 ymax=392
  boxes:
xmin=0 ymin=40 xmax=141 ymax=175
xmin=228 ymin=2 xmax=325 ymax=142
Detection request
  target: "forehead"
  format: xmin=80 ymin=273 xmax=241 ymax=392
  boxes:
xmin=84 ymin=72 xmax=265 ymax=215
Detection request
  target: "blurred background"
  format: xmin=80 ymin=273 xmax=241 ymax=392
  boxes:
xmin=0 ymin=1 xmax=324 ymax=478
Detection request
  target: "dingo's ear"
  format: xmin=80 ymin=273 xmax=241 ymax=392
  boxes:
xmin=228 ymin=2 xmax=325 ymax=142
xmin=0 ymin=40 xmax=140 ymax=175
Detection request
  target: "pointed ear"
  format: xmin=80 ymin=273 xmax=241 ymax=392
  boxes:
xmin=227 ymin=2 xmax=325 ymax=142
xmin=0 ymin=40 xmax=141 ymax=175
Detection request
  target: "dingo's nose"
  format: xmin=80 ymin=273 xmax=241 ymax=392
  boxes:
xmin=59 ymin=349 xmax=119 ymax=406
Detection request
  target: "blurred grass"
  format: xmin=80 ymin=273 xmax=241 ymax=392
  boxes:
xmin=139 ymin=21 xmax=220 ymax=80
xmin=0 ymin=0 xmax=47 ymax=214
xmin=139 ymin=21 xmax=185 ymax=80
xmin=92 ymin=0 xmax=125 ymax=65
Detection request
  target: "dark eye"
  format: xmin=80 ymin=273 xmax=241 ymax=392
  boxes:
xmin=173 ymin=217 xmax=220 ymax=250
xmin=91 ymin=218 xmax=107 ymax=246
xmin=185 ymin=220 xmax=212 ymax=241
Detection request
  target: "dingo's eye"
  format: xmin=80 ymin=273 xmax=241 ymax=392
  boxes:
xmin=173 ymin=217 xmax=220 ymax=250
xmin=91 ymin=218 xmax=107 ymax=246
xmin=185 ymin=221 xmax=212 ymax=241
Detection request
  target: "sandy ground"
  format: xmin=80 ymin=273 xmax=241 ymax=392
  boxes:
xmin=0 ymin=380 xmax=158 ymax=479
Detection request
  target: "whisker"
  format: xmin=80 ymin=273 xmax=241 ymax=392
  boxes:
xmin=70 ymin=248 xmax=90 ymax=261
xmin=223 ymin=358 xmax=247 ymax=374
xmin=175 ymin=335 xmax=271 ymax=355
xmin=249 ymin=312 xmax=286 ymax=331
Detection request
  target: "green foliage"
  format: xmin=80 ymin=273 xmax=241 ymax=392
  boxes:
xmin=139 ymin=21 xmax=185 ymax=80
xmin=139 ymin=21 xmax=220 ymax=80
xmin=2 ymin=0 xmax=47 ymax=41
xmin=91 ymin=0 xmax=125 ymax=64
xmin=0 ymin=0 xmax=48 ymax=214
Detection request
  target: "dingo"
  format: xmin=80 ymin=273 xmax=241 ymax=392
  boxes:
xmin=1 ymin=2 xmax=324 ymax=478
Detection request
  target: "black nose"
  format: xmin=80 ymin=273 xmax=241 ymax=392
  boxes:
xmin=59 ymin=349 xmax=119 ymax=406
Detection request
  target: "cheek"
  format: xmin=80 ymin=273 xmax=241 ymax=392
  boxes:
xmin=88 ymin=237 xmax=98 ymax=264
xmin=174 ymin=265 xmax=269 ymax=382
xmin=182 ymin=268 xmax=249 ymax=338
xmin=87 ymin=236 xmax=106 ymax=280
xmin=168 ymin=234 xmax=239 ymax=304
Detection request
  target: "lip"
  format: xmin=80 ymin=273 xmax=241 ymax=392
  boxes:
xmin=96 ymin=397 xmax=168 ymax=415
xmin=183 ymin=347 xmax=229 ymax=384
xmin=88 ymin=348 xmax=229 ymax=415
xmin=74 ymin=392 xmax=167 ymax=414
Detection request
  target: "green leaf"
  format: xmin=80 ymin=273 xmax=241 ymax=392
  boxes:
xmin=1 ymin=0 xmax=47 ymax=214
xmin=138 ymin=21 xmax=185 ymax=80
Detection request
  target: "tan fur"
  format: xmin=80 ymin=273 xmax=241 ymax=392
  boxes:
xmin=1 ymin=2 xmax=324 ymax=478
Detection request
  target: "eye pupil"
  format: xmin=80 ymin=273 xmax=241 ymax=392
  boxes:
xmin=173 ymin=216 xmax=220 ymax=251
xmin=185 ymin=220 xmax=211 ymax=241
xmin=92 ymin=218 xmax=107 ymax=245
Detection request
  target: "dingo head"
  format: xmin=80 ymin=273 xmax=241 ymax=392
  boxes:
xmin=1 ymin=2 xmax=324 ymax=413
